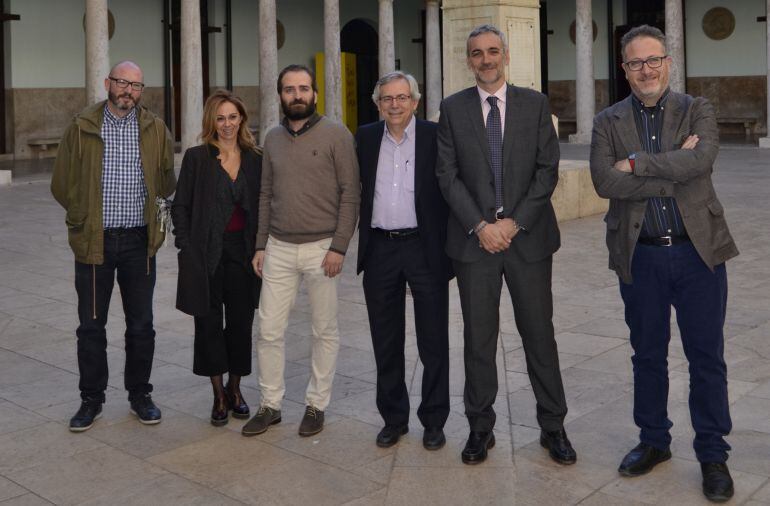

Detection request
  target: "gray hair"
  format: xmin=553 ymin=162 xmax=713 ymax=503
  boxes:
xmin=371 ymin=71 xmax=422 ymax=104
xmin=620 ymin=25 xmax=666 ymax=61
xmin=466 ymin=24 xmax=508 ymax=57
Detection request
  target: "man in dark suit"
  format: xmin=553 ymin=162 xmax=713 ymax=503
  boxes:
xmin=436 ymin=25 xmax=575 ymax=465
xmin=356 ymin=71 xmax=452 ymax=451
xmin=590 ymin=25 xmax=738 ymax=502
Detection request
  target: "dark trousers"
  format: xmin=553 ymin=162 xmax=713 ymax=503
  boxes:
xmin=362 ymin=232 xmax=450 ymax=428
xmin=454 ymin=250 xmax=567 ymax=432
xmin=193 ymin=232 xmax=254 ymax=377
xmin=75 ymin=226 xmax=155 ymax=403
xmin=620 ymin=241 xmax=731 ymax=463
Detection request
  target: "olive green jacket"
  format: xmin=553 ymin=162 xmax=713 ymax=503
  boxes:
xmin=51 ymin=101 xmax=176 ymax=264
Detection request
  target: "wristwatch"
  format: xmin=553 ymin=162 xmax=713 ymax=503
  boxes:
xmin=628 ymin=152 xmax=636 ymax=172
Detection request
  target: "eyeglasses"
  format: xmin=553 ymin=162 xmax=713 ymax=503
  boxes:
xmin=108 ymin=76 xmax=145 ymax=91
xmin=379 ymin=94 xmax=411 ymax=105
xmin=623 ymin=56 xmax=668 ymax=71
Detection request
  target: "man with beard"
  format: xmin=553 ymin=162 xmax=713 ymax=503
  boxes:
xmin=51 ymin=60 xmax=176 ymax=432
xmin=242 ymin=64 xmax=360 ymax=437
xmin=436 ymin=25 xmax=575 ymax=465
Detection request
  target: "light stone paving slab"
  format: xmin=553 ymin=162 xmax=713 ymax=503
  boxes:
xmin=0 ymin=146 xmax=768 ymax=504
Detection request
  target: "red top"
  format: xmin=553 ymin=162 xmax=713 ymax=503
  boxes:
xmin=225 ymin=204 xmax=246 ymax=232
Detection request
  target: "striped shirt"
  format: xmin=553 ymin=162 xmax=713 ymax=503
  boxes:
xmin=101 ymin=105 xmax=147 ymax=229
xmin=631 ymin=90 xmax=686 ymax=238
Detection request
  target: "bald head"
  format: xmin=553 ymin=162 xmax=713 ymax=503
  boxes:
xmin=104 ymin=60 xmax=144 ymax=117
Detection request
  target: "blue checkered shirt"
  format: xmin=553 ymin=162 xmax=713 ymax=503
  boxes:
xmin=100 ymin=106 xmax=147 ymax=228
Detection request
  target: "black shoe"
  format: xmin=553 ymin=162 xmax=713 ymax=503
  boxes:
xmin=211 ymin=396 xmax=228 ymax=427
xmin=225 ymin=385 xmax=250 ymax=419
xmin=461 ymin=431 xmax=495 ymax=465
xmin=69 ymin=401 xmax=103 ymax=432
xmin=129 ymin=394 xmax=162 ymax=425
xmin=423 ymin=427 xmax=446 ymax=450
xmin=376 ymin=424 xmax=409 ymax=448
xmin=540 ymin=429 xmax=577 ymax=465
xmin=241 ymin=406 xmax=281 ymax=436
xmin=701 ymin=462 xmax=734 ymax=503
xmin=618 ymin=443 xmax=672 ymax=476
xmin=298 ymin=405 xmax=324 ymax=437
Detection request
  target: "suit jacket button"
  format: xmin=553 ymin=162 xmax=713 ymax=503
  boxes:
xmin=633 ymin=223 xmax=640 ymax=229
xmin=660 ymin=189 xmax=666 ymax=195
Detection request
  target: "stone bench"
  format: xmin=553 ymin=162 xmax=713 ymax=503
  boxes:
xmin=552 ymin=159 xmax=608 ymax=222
xmin=717 ymin=116 xmax=760 ymax=140
xmin=27 ymin=138 xmax=60 ymax=159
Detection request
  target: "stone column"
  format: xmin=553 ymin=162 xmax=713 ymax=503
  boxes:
xmin=425 ymin=0 xmax=442 ymax=120
xmin=665 ymin=0 xmax=685 ymax=93
xmin=570 ymin=0 xmax=594 ymax=144
xmin=85 ymin=0 xmax=109 ymax=105
xmin=259 ymin=0 xmax=279 ymax=145
xmin=324 ymin=0 xmax=342 ymax=123
xmin=181 ymin=0 xmax=203 ymax=152
xmin=760 ymin=0 xmax=770 ymax=148
xmin=379 ymin=0 xmax=395 ymax=77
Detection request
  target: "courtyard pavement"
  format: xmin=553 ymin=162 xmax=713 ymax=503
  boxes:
xmin=0 ymin=144 xmax=768 ymax=505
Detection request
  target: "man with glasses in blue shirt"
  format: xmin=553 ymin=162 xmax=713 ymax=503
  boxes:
xmin=52 ymin=60 xmax=176 ymax=432
xmin=590 ymin=25 xmax=738 ymax=502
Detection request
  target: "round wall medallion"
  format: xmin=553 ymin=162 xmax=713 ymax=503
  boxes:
xmin=702 ymin=7 xmax=735 ymax=41
xmin=82 ymin=10 xmax=116 ymax=40
xmin=569 ymin=20 xmax=598 ymax=45
xmin=277 ymin=20 xmax=285 ymax=50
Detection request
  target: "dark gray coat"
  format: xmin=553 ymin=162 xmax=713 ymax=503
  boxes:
xmin=589 ymin=91 xmax=739 ymax=283
xmin=171 ymin=144 xmax=262 ymax=316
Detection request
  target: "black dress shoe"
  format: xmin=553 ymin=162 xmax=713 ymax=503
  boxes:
xmin=540 ymin=429 xmax=577 ymax=465
xmin=461 ymin=431 xmax=495 ymax=465
xmin=211 ymin=396 xmax=228 ymax=427
xmin=225 ymin=386 xmax=250 ymax=419
xmin=618 ymin=442 xmax=672 ymax=476
xmin=376 ymin=424 xmax=408 ymax=448
xmin=701 ymin=462 xmax=734 ymax=503
xmin=69 ymin=401 xmax=103 ymax=432
xmin=423 ymin=427 xmax=446 ymax=450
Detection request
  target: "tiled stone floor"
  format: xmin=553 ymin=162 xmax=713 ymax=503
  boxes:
xmin=0 ymin=144 xmax=768 ymax=505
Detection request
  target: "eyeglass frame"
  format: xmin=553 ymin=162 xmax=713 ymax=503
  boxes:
xmin=108 ymin=76 xmax=146 ymax=91
xmin=622 ymin=55 xmax=669 ymax=72
xmin=378 ymin=94 xmax=413 ymax=105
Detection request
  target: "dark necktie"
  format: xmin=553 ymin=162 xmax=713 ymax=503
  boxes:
xmin=486 ymin=96 xmax=503 ymax=211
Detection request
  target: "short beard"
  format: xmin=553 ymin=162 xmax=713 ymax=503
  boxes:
xmin=281 ymin=99 xmax=316 ymax=121
xmin=108 ymin=90 xmax=139 ymax=111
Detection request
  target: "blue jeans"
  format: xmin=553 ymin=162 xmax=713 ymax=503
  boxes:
xmin=75 ymin=226 xmax=156 ymax=403
xmin=620 ymin=241 xmax=731 ymax=463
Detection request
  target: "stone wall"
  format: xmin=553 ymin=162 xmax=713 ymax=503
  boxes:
xmin=5 ymin=85 xmax=261 ymax=158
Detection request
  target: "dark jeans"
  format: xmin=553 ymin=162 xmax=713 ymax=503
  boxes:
xmin=193 ymin=232 xmax=254 ymax=377
xmin=362 ymin=232 xmax=450 ymax=428
xmin=75 ymin=226 xmax=156 ymax=403
xmin=620 ymin=241 xmax=731 ymax=463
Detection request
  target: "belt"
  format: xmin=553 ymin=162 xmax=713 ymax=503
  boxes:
xmin=104 ymin=225 xmax=147 ymax=236
xmin=374 ymin=227 xmax=419 ymax=239
xmin=638 ymin=235 xmax=690 ymax=247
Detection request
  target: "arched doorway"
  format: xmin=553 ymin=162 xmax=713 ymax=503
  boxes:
xmin=341 ymin=19 xmax=379 ymax=126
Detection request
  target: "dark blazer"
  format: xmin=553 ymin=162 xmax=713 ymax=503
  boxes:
xmin=590 ymin=92 xmax=739 ymax=283
xmin=436 ymin=84 xmax=561 ymax=263
xmin=171 ymin=144 xmax=262 ymax=316
xmin=355 ymin=119 xmax=452 ymax=281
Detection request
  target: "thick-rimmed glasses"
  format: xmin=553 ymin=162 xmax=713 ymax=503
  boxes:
xmin=379 ymin=94 xmax=411 ymax=105
xmin=623 ymin=56 xmax=668 ymax=71
xmin=108 ymin=76 xmax=145 ymax=91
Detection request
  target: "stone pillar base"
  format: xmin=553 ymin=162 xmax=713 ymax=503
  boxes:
xmin=568 ymin=132 xmax=591 ymax=144
xmin=759 ymin=137 xmax=770 ymax=149
xmin=0 ymin=170 xmax=11 ymax=186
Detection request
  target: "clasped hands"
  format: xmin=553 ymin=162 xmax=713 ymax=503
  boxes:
xmin=613 ymin=134 xmax=699 ymax=173
xmin=477 ymin=218 xmax=519 ymax=254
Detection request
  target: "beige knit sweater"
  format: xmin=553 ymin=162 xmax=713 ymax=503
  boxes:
xmin=256 ymin=116 xmax=360 ymax=254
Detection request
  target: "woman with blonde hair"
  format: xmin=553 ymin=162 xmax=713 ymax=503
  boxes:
xmin=172 ymin=89 xmax=262 ymax=426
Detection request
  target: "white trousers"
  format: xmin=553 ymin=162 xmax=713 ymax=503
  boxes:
xmin=258 ymin=236 xmax=340 ymax=411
